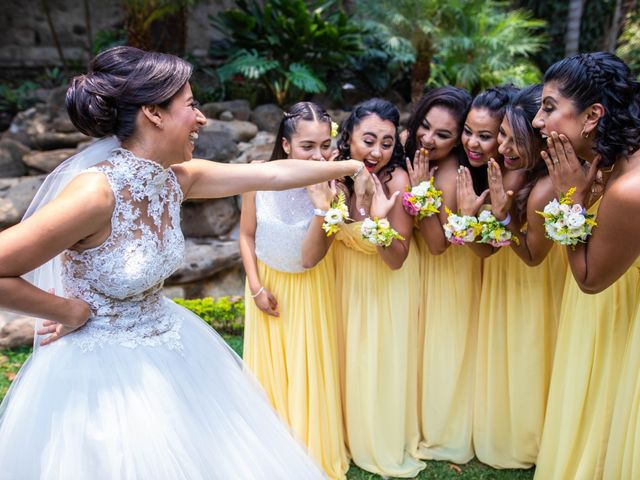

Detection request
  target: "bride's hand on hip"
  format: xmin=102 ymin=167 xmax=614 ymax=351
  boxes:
xmin=38 ymin=293 xmax=91 ymax=346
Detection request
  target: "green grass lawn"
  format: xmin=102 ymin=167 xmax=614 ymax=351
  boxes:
xmin=0 ymin=336 xmax=534 ymax=480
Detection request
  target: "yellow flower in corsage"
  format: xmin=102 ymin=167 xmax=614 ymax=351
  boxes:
xmin=402 ymin=177 xmax=443 ymax=219
xmin=536 ymin=187 xmax=596 ymax=247
xmin=477 ymin=210 xmax=519 ymax=247
xmin=442 ymin=207 xmax=481 ymax=245
xmin=322 ymin=192 xmax=349 ymax=236
xmin=360 ymin=217 xmax=404 ymax=247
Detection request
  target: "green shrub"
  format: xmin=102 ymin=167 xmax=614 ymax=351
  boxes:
xmin=174 ymin=296 xmax=245 ymax=334
xmin=211 ymin=0 xmax=364 ymax=105
xmin=0 ymin=82 xmax=40 ymax=115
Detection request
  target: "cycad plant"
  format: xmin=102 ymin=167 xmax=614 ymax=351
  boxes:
xmin=356 ymin=0 xmax=546 ymax=98
xmin=211 ymin=0 xmax=363 ymax=105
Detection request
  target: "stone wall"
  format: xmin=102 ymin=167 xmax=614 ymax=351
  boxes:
xmin=0 ymin=0 xmax=235 ymax=69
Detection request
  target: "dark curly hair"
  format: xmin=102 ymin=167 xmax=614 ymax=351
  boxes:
xmin=66 ymin=46 xmax=192 ymax=140
xmin=269 ymin=102 xmax=332 ymax=161
xmin=405 ymin=86 xmax=472 ymax=164
xmin=504 ymin=84 xmax=547 ymax=222
xmin=462 ymin=85 xmax=519 ymax=195
xmin=337 ymin=98 xmax=405 ymax=193
xmin=543 ymin=51 xmax=640 ymax=167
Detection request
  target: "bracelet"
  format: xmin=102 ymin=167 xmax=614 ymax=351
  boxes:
xmin=351 ymin=163 xmax=365 ymax=180
xmin=251 ymin=286 xmax=264 ymax=298
xmin=537 ymin=187 xmax=596 ymax=247
xmin=360 ymin=217 xmax=404 ymax=247
xmin=313 ymin=208 xmax=328 ymax=217
xmin=498 ymin=212 xmax=511 ymax=226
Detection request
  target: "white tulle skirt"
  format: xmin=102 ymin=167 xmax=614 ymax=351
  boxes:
xmin=0 ymin=300 xmax=326 ymax=479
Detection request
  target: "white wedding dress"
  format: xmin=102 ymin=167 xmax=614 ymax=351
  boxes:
xmin=0 ymin=148 xmax=326 ymax=479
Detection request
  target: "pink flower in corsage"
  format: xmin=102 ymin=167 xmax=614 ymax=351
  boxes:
xmin=536 ymin=187 xmax=596 ymax=247
xmin=402 ymin=178 xmax=443 ymax=219
xmin=442 ymin=207 xmax=481 ymax=245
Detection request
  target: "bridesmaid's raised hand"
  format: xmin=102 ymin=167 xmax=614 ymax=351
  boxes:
xmin=542 ymin=132 xmax=600 ymax=203
xmin=487 ymin=159 xmax=512 ymax=221
xmin=456 ymin=166 xmax=488 ymax=216
xmin=306 ymin=179 xmax=336 ymax=211
xmin=370 ymin=174 xmax=400 ymax=219
xmin=405 ymin=148 xmax=436 ymax=187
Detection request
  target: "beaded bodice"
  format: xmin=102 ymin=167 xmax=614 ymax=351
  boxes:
xmin=61 ymin=148 xmax=185 ymax=352
xmin=254 ymin=189 xmax=314 ymax=273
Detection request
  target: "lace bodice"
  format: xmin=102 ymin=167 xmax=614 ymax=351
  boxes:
xmin=254 ymin=189 xmax=314 ymax=273
xmin=61 ymin=148 xmax=185 ymax=352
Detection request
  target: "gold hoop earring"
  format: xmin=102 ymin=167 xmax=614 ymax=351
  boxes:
xmin=580 ymin=126 xmax=590 ymax=139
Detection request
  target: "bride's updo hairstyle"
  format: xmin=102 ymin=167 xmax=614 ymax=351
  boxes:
xmin=66 ymin=46 xmax=193 ymax=140
xmin=543 ymin=52 xmax=640 ymax=167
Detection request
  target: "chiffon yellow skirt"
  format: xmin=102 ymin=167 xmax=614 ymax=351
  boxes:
xmin=474 ymin=245 xmax=567 ymax=469
xmin=415 ymin=235 xmax=482 ymax=464
xmin=604 ymin=281 xmax=640 ymax=479
xmin=243 ymin=253 xmax=349 ymax=480
xmin=534 ymin=260 xmax=640 ymax=479
xmin=334 ymin=222 xmax=425 ymax=478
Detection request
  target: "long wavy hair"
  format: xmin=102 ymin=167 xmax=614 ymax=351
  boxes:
xmin=462 ymin=85 xmax=519 ymax=195
xmin=337 ymin=98 xmax=405 ymax=193
xmin=543 ymin=52 xmax=640 ymax=167
xmin=504 ymin=84 xmax=547 ymax=221
xmin=404 ymin=86 xmax=472 ymax=164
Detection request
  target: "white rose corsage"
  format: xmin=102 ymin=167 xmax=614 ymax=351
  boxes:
xmin=360 ymin=217 xmax=404 ymax=247
xmin=477 ymin=210 xmax=518 ymax=247
xmin=322 ymin=192 xmax=350 ymax=236
xmin=402 ymin=177 xmax=443 ymax=219
xmin=536 ymin=187 xmax=596 ymax=246
xmin=442 ymin=207 xmax=481 ymax=245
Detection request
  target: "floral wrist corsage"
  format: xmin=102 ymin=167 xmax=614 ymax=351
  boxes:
xmin=477 ymin=210 xmax=518 ymax=247
xmin=536 ymin=187 xmax=596 ymax=246
xmin=443 ymin=207 xmax=481 ymax=245
xmin=322 ymin=193 xmax=350 ymax=236
xmin=402 ymin=177 xmax=443 ymax=219
xmin=361 ymin=217 xmax=404 ymax=247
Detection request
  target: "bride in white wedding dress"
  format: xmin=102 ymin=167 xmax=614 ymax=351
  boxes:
xmin=0 ymin=46 xmax=365 ymax=479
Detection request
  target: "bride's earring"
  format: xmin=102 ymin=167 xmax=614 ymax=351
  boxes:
xmin=580 ymin=126 xmax=590 ymax=139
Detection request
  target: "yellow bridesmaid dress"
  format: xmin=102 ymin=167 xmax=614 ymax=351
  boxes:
xmin=474 ymin=244 xmax=567 ymax=469
xmin=535 ymin=201 xmax=640 ymax=480
xmin=415 ymin=234 xmax=482 ymax=464
xmin=334 ymin=222 xmax=425 ymax=478
xmin=243 ymin=189 xmax=349 ymax=480
xmin=604 ymin=272 xmax=640 ymax=479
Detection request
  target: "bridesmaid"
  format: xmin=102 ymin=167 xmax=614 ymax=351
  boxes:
xmin=239 ymin=102 xmax=350 ymax=479
xmin=459 ymin=84 xmax=567 ymax=469
xmin=403 ymin=87 xmax=480 ymax=464
xmin=333 ymin=98 xmax=426 ymax=477
xmin=531 ymin=52 xmax=640 ymax=480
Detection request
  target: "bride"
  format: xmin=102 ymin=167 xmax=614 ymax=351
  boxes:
xmin=0 ymin=46 xmax=365 ymax=479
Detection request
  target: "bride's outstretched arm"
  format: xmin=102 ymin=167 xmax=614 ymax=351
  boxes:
xmin=173 ymin=158 xmax=363 ymax=200
xmin=0 ymin=172 xmax=111 ymax=327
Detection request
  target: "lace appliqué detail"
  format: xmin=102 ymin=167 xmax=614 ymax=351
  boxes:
xmin=61 ymin=148 xmax=186 ymax=352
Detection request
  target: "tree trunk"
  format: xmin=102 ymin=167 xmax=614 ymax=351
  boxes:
xmin=410 ymin=37 xmax=433 ymax=103
xmin=565 ymin=0 xmax=584 ymax=56
xmin=603 ymin=0 xmax=637 ymax=51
